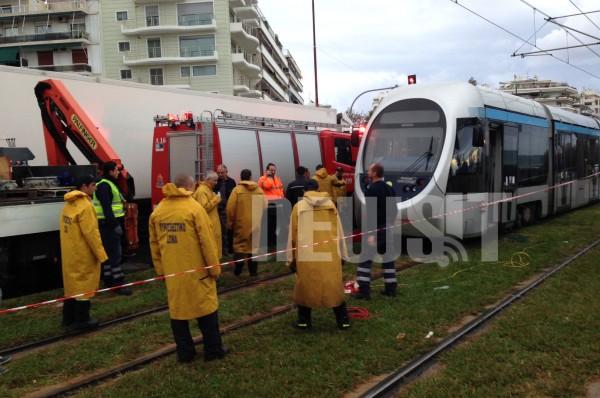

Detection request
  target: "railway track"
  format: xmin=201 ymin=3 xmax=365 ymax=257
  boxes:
xmin=24 ymin=261 xmax=422 ymax=398
xmin=359 ymin=237 xmax=600 ymax=398
xmin=0 ymin=271 xmax=294 ymax=358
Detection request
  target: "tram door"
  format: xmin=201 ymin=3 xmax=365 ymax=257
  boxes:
xmin=555 ymin=133 xmax=572 ymax=212
xmin=492 ymin=123 xmax=518 ymax=225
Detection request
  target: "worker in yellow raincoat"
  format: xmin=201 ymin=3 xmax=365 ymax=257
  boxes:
xmin=331 ymin=166 xmax=347 ymax=201
xmin=226 ymin=169 xmax=265 ymax=276
xmin=149 ymin=175 xmax=226 ymax=362
xmin=312 ymin=164 xmax=334 ymax=198
xmin=60 ymin=174 xmax=108 ymax=330
xmin=192 ymin=171 xmax=222 ymax=258
xmin=287 ymin=179 xmax=350 ymax=330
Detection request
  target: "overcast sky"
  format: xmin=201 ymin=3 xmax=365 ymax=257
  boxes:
xmin=258 ymin=0 xmax=600 ymax=113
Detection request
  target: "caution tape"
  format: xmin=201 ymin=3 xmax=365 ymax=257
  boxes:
xmin=1 ymin=171 xmax=599 ymax=316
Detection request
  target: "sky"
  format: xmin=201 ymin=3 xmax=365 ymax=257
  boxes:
xmin=257 ymin=0 xmax=600 ymax=113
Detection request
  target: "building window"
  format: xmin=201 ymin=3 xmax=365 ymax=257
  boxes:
xmin=192 ymin=65 xmax=216 ymax=76
xmin=147 ymin=38 xmax=161 ymax=58
xmin=116 ymin=11 xmax=128 ymax=21
xmin=118 ymin=41 xmax=130 ymax=52
xmin=35 ymin=25 xmax=51 ymax=34
xmin=181 ymin=65 xmax=216 ymax=77
xmin=120 ymin=69 xmax=132 ymax=80
xmin=150 ymin=68 xmax=164 ymax=85
xmin=5 ymin=27 xmax=18 ymax=37
xmin=146 ymin=5 xmax=159 ymax=27
xmin=179 ymin=35 xmax=215 ymax=57
xmin=70 ymin=23 xmax=85 ymax=38
xmin=177 ymin=2 xmax=214 ymax=26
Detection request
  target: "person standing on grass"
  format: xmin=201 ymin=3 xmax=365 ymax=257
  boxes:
xmin=92 ymin=161 xmax=131 ymax=296
xmin=193 ymin=171 xmax=222 ymax=258
xmin=215 ymin=164 xmax=236 ymax=255
xmin=354 ymin=163 xmax=398 ymax=300
xmin=60 ymin=174 xmax=108 ymax=330
xmin=288 ymin=179 xmax=350 ymax=330
xmin=149 ymin=175 xmax=226 ymax=362
xmin=226 ymin=169 xmax=266 ymax=277
xmin=312 ymin=164 xmax=335 ymax=198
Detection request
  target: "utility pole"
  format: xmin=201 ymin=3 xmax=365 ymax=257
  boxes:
xmin=312 ymin=0 xmax=319 ymax=106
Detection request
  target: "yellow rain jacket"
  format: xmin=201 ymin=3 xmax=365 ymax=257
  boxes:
xmin=288 ymin=191 xmax=347 ymax=308
xmin=149 ymin=183 xmax=221 ymax=320
xmin=312 ymin=168 xmax=334 ymax=198
xmin=60 ymin=190 xmax=108 ymax=298
xmin=331 ymin=175 xmax=347 ymax=201
xmin=226 ymin=181 xmax=265 ymax=254
xmin=192 ymin=182 xmax=222 ymax=258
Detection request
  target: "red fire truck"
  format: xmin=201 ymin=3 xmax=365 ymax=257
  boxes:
xmin=151 ymin=111 xmax=361 ymax=205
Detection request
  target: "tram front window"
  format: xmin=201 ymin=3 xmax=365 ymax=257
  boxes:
xmin=363 ymin=99 xmax=446 ymax=175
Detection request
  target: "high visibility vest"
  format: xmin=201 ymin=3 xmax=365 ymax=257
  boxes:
xmin=93 ymin=178 xmax=125 ymax=219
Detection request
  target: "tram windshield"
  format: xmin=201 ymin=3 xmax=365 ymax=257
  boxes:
xmin=363 ymin=99 xmax=446 ymax=174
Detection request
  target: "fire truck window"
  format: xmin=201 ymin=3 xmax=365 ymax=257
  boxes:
xmin=334 ymin=138 xmax=353 ymax=166
xmin=218 ymin=128 xmax=261 ymax=182
xmin=259 ymin=131 xmax=295 ymax=185
xmin=295 ymin=133 xmax=322 ymax=172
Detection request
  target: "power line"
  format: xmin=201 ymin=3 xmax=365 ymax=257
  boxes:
xmin=568 ymin=0 xmax=600 ymax=34
xmin=519 ymin=0 xmax=600 ymax=60
xmin=448 ymin=0 xmax=600 ymax=80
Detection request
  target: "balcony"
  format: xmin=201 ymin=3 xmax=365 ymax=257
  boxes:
xmin=0 ymin=31 xmax=90 ymax=48
xmin=30 ymin=63 xmax=92 ymax=73
xmin=0 ymin=0 xmax=91 ymax=18
xmin=287 ymin=70 xmax=303 ymax=92
xmin=288 ymin=84 xmax=303 ymax=104
xmin=230 ymin=22 xmax=258 ymax=50
xmin=123 ymin=47 xmax=218 ymax=66
xmin=261 ymin=45 xmax=288 ymax=84
xmin=262 ymin=71 xmax=288 ymax=101
xmin=229 ymin=0 xmax=246 ymax=7
xmin=233 ymin=5 xmax=258 ymax=19
xmin=232 ymin=52 xmax=260 ymax=79
xmin=121 ymin=17 xmax=216 ymax=36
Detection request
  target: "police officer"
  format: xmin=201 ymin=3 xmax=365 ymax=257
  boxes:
xmin=60 ymin=175 xmax=108 ymax=329
xmin=355 ymin=163 xmax=398 ymax=299
xmin=150 ymin=174 xmax=226 ymax=362
xmin=93 ymin=161 xmax=131 ymax=295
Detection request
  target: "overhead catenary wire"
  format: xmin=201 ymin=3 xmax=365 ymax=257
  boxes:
xmin=448 ymin=0 xmax=600 ymax=80
xmin=568 ymin=0 xmax=600 ymax=34
xmin=519 ymin=0 xmax=600 ymax=60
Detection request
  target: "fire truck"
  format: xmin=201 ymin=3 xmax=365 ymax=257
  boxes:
xmin=151 ymin=111 xmax=360 ymax=205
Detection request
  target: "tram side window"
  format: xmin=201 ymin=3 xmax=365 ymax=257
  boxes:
xmin=447 ymin=119 xmax=485 ymax=193
xmin=334 ymin=138 xmax=354 ymax=166
xmin=517 ymin=125 xmax=548 ymax=187
xmin=557 ymin=132 xmax=577 ymax=180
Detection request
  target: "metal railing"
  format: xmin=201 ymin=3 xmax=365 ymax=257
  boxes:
xmin=147 ymin=47 xmax=162 ymax=58
xmin=180 ymin=48 xmax=214 ymax=57
xmin=30 ymin=64 xmax=92 ymax=73
xmin=0 ymin=31 xmax=89 ymax=44
xmin=0 ymin=0 xmax=88 ymax=16
xmin=178 ymin=14 xmax=213 ymax=26
xmin=146 ymin=15 xmax=159 ymax=27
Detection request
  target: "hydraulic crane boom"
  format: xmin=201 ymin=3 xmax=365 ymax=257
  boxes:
xmin=34 ymin=79 xmax=122 ymax=168
xmin=34 ymin=78 xmax=138 ymax=251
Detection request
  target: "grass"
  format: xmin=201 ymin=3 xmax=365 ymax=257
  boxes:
xmin=0 ymin=261 xmax=289 ymax=350
xmin=1 ymin=205 xmax=599 ymax=397
xmin=52 ymin=205 xmax=600 ymax=398
xmin=400 ymin=247 xmax=600 ymax=397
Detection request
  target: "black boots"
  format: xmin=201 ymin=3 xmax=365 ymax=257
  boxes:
xmin=296 ymin=305 xmax=312 ymax=329
xmin=380 ymin=283 xmax=397 ymax=297
xmin=63 ymin=300 xmax=98 ymax=330
xmin=333 ymin=303 xmax=351 ymax=330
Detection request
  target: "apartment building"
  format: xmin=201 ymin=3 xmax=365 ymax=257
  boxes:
xmin=577 ymin=89 xmax=600 ymax=117
xmin=0 ymin=0 xmax=303 ymax=102
xmin=0 ymin=0 xmax=101 ymax=73
xmin=499 ymin=76 xmax=579 ymax=112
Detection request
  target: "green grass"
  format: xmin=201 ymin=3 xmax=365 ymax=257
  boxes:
xmin=2 ymin=205 xmax=600 ymax=398
xmin=0 ymin=261 xmax=288 ymax=350
xmin=56 ymin=205 xmax=600 ymax=398
xmin=401 ymin=246 xmax=600 ymax=397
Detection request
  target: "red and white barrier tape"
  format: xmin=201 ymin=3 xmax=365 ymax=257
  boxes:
xmin=1 ymin=171 xmax=599 ymax=316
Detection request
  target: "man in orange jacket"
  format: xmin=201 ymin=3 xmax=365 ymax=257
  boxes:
xmin=258 ymin=163 xmax=285 ymax=252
